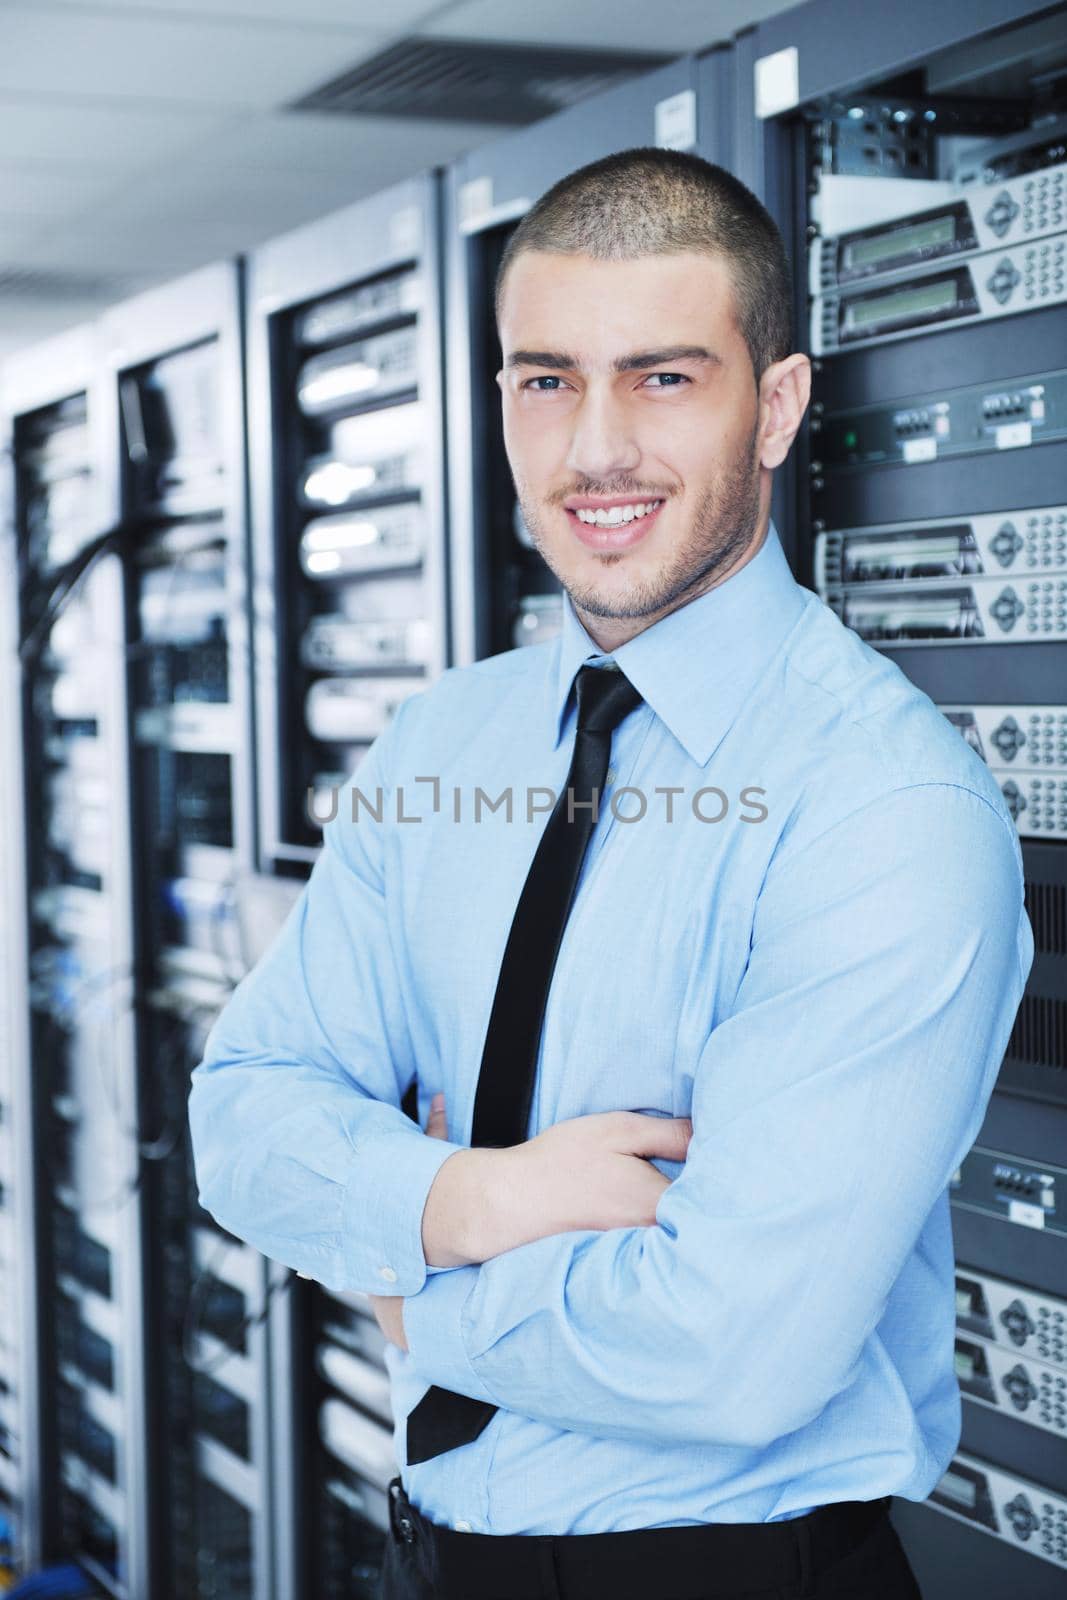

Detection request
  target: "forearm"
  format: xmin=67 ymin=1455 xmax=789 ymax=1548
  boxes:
xmin=190 ymin=1047 xmax=465 ymax=1294
xmin=420 ymin=1146 xmax=505 ymax=1267
xmin=188 ymin=724 xmax=468 ymax=1297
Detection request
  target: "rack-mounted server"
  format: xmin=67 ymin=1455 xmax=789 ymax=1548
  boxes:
xmin=245 ymin=176 xmax=450 ymax=873
xmin=98 ymin=262 xmax=275 ymax=1600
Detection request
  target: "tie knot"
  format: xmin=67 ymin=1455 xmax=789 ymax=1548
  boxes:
xmin=573 ymin=662 xmax=644 ymax=736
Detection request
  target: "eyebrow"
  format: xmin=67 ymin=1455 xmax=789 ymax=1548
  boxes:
xmin=506 ymin=345 xmax=722 ymax=372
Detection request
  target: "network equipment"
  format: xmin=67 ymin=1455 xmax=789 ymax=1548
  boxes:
xmin=951 ymin=1147 xmax=1066 ymax=1237
xmin=957 ymin=1267 xmax=1067 ymax=1368
xmin=953 ymin=117 xmax=1067 ymax=191
xmin=929 ymin=1451 xmax=1067 ymax=1571
xmin=954 ymin=1257 xmax=1067 ymax=1446
xmin=812 ymin=232 xmax=1067 ymax=353
xmin=246 ymin=179 xmax=448 ymax=865
xmin=777 ymin=20 xmax=1067 ymax=1591
xmin=815 ymin=509 xmax=1067 ymax=583
xmin=4 ymin=352 xmax=146 ymax=1595
xmin=821 ymin=574 xmax=1067 ymax=643
xmin=955 ymin=1333 xmax=1067 ymax=1437
xmin=104 ymin=266 xmax=273 ymax=1600
xmin=938 ymin=704 xmax=1067 ymax=839
xmin=814 ymin=510 xmax=1067 ymax=644
xmin=811 ymin=161 xmax=1067 ymax=294
xmin=815 ymin=381 xmax=1066 ymax=469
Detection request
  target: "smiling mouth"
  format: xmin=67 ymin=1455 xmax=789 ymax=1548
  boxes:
xmin=567 ymin=499 xmax=665 ymax=527
xmin=565 ymin=497 xmax=667 ymax=551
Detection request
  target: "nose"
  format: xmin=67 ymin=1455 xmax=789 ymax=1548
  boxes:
xmin=565 ymin=382 xmax=640 ymax=482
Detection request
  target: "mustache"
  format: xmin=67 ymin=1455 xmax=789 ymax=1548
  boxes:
xmin=546 ymin=481 xmax=675 ymax=504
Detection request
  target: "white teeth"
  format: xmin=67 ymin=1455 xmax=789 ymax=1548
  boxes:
xmin=574 ymin=500 xmax=661 ymax=526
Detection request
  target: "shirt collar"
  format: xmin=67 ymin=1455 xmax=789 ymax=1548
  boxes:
xmin=546 ymin=520 xmax=808 ymax=768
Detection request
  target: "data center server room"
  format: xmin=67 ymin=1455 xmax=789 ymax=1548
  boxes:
xmin=1 ymin=3 xmax=1067 ymax=1600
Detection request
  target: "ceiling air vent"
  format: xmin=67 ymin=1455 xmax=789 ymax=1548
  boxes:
xmin=289 ymin=37 xmax=670 ymax=127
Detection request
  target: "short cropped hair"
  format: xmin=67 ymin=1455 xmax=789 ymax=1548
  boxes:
xmin=494 ymin=147 xmax=793 ymax=383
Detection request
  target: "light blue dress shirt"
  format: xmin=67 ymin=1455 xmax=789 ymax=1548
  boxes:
xmin=189 ymin=520 xmax=1033 ymax=1536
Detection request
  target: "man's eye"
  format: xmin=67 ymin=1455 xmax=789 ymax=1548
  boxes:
xmin=523 ymin=376 xmax=566 ymax=392
xmin=643 ymin=372 xmax=689 ymax=389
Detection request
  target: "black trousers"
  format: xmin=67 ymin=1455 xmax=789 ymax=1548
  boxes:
xmin=380 ymin=1476 xmax=924 ymax=1600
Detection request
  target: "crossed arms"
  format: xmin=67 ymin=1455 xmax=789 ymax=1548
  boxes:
xmin=188 ymin=706 xmax=1031 ymax=1450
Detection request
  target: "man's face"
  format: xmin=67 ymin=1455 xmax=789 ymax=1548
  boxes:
xmin=496 ymin=249 xmax=793 ymax=641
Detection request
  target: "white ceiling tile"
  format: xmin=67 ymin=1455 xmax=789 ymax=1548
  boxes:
xmin=0 ymin=215 xmax=54 ymax=256
xmin=13 ymin=211 xmax=247 ymax=276
xmin=0 ymin=163 xmax=127 ymax=217
xmin=29 ymin=0 xmax=454 ymax=28
xmin=0 ymin=8 xmax=392 ymax=110
xmin=421 ymin=0 xmax=805 ymax=54
xmin=14 ymin=174 xmax=375 ymax=276
xmin=0 ymin=96 xmax=232 ymax=171
xmin=173 ymin=110 xmax=504 ymax=175
xmin=3 ymin=114 xmax=499 ymax=281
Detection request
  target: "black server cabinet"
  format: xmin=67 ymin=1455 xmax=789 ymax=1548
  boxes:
xmin=96 ymin=262 xmax=278 ymax=1600
xmin=443 ymin=53 xmax=729 ymax=669
xmin=245 ymin=174 xmax=450 ymax=874
xmin=727 ymin=2 xmax=1067 ymax=1594
xmin=1 ymin=325 xmax=149 ymax=1596
xmin=244 ymin=174 xmax=451 ymax=1600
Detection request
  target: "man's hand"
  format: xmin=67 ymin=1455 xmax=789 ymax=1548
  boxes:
xmin=369 ymin=1289 xmax=408 ymax=1351
xmin=422 ymin=1102 xmax=692 ymax=1267
xmin=369 ymin=1094 xmax=693 ymax=1351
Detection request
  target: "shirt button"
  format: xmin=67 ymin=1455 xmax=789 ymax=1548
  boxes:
xmin=454 ymin=1519 xmax=473 ymax=1533
xmin=378 ymin=1265 xmax=398 ymax=1283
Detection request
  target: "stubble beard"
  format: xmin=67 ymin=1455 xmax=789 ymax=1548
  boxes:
xmin=515 ymin=419 xmax=763 ymax=622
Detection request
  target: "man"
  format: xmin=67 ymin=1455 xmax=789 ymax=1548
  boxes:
xmin=189 ymin=149 xmax=1032 ymax=1600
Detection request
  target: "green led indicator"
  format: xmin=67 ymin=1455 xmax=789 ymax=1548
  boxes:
xmin=844 ymin=429 xmax=858 ymax=449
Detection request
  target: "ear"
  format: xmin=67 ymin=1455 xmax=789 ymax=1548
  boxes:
xmin=495 ymin=368 xmax=505 ymax=392
xmin=757 ymin=354 xmax=811 ymax=470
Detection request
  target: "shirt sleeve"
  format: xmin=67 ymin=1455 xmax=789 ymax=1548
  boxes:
xmin=187 ymin=697 xmax=466 ymax=1297
xmin=402 ymin=781 xmax=1034 ymax=1449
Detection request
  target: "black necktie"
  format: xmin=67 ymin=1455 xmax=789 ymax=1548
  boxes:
xmin=405 ymin=662 xmax=645 ymax=1465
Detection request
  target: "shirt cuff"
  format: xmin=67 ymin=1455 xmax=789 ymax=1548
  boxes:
xmin=341 ymin=1124 xmax=467 ymax=1296
xmin=403 ymin=1262 xmax=497 ymax=1404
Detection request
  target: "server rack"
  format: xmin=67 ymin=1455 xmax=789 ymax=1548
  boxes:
xmin=729 ymin=2 xmax=1067 ymax=1593
xmin=0 ymin=329 xmax=101 ymax=1585
xmin=444 ymin=52 xmax=728 ymax=669
xmin=96 ymin=262 xmax=276 ymax=1600
xmin=1 ymin=324 xmax=150 ymax=1596
xmin=244 ymin=174 xmax=451 ymax=1600
xmin=0 ymin=264 xmax=279 ymax=1597
xmin=245 ymin=175 xmax=450 ymax=875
